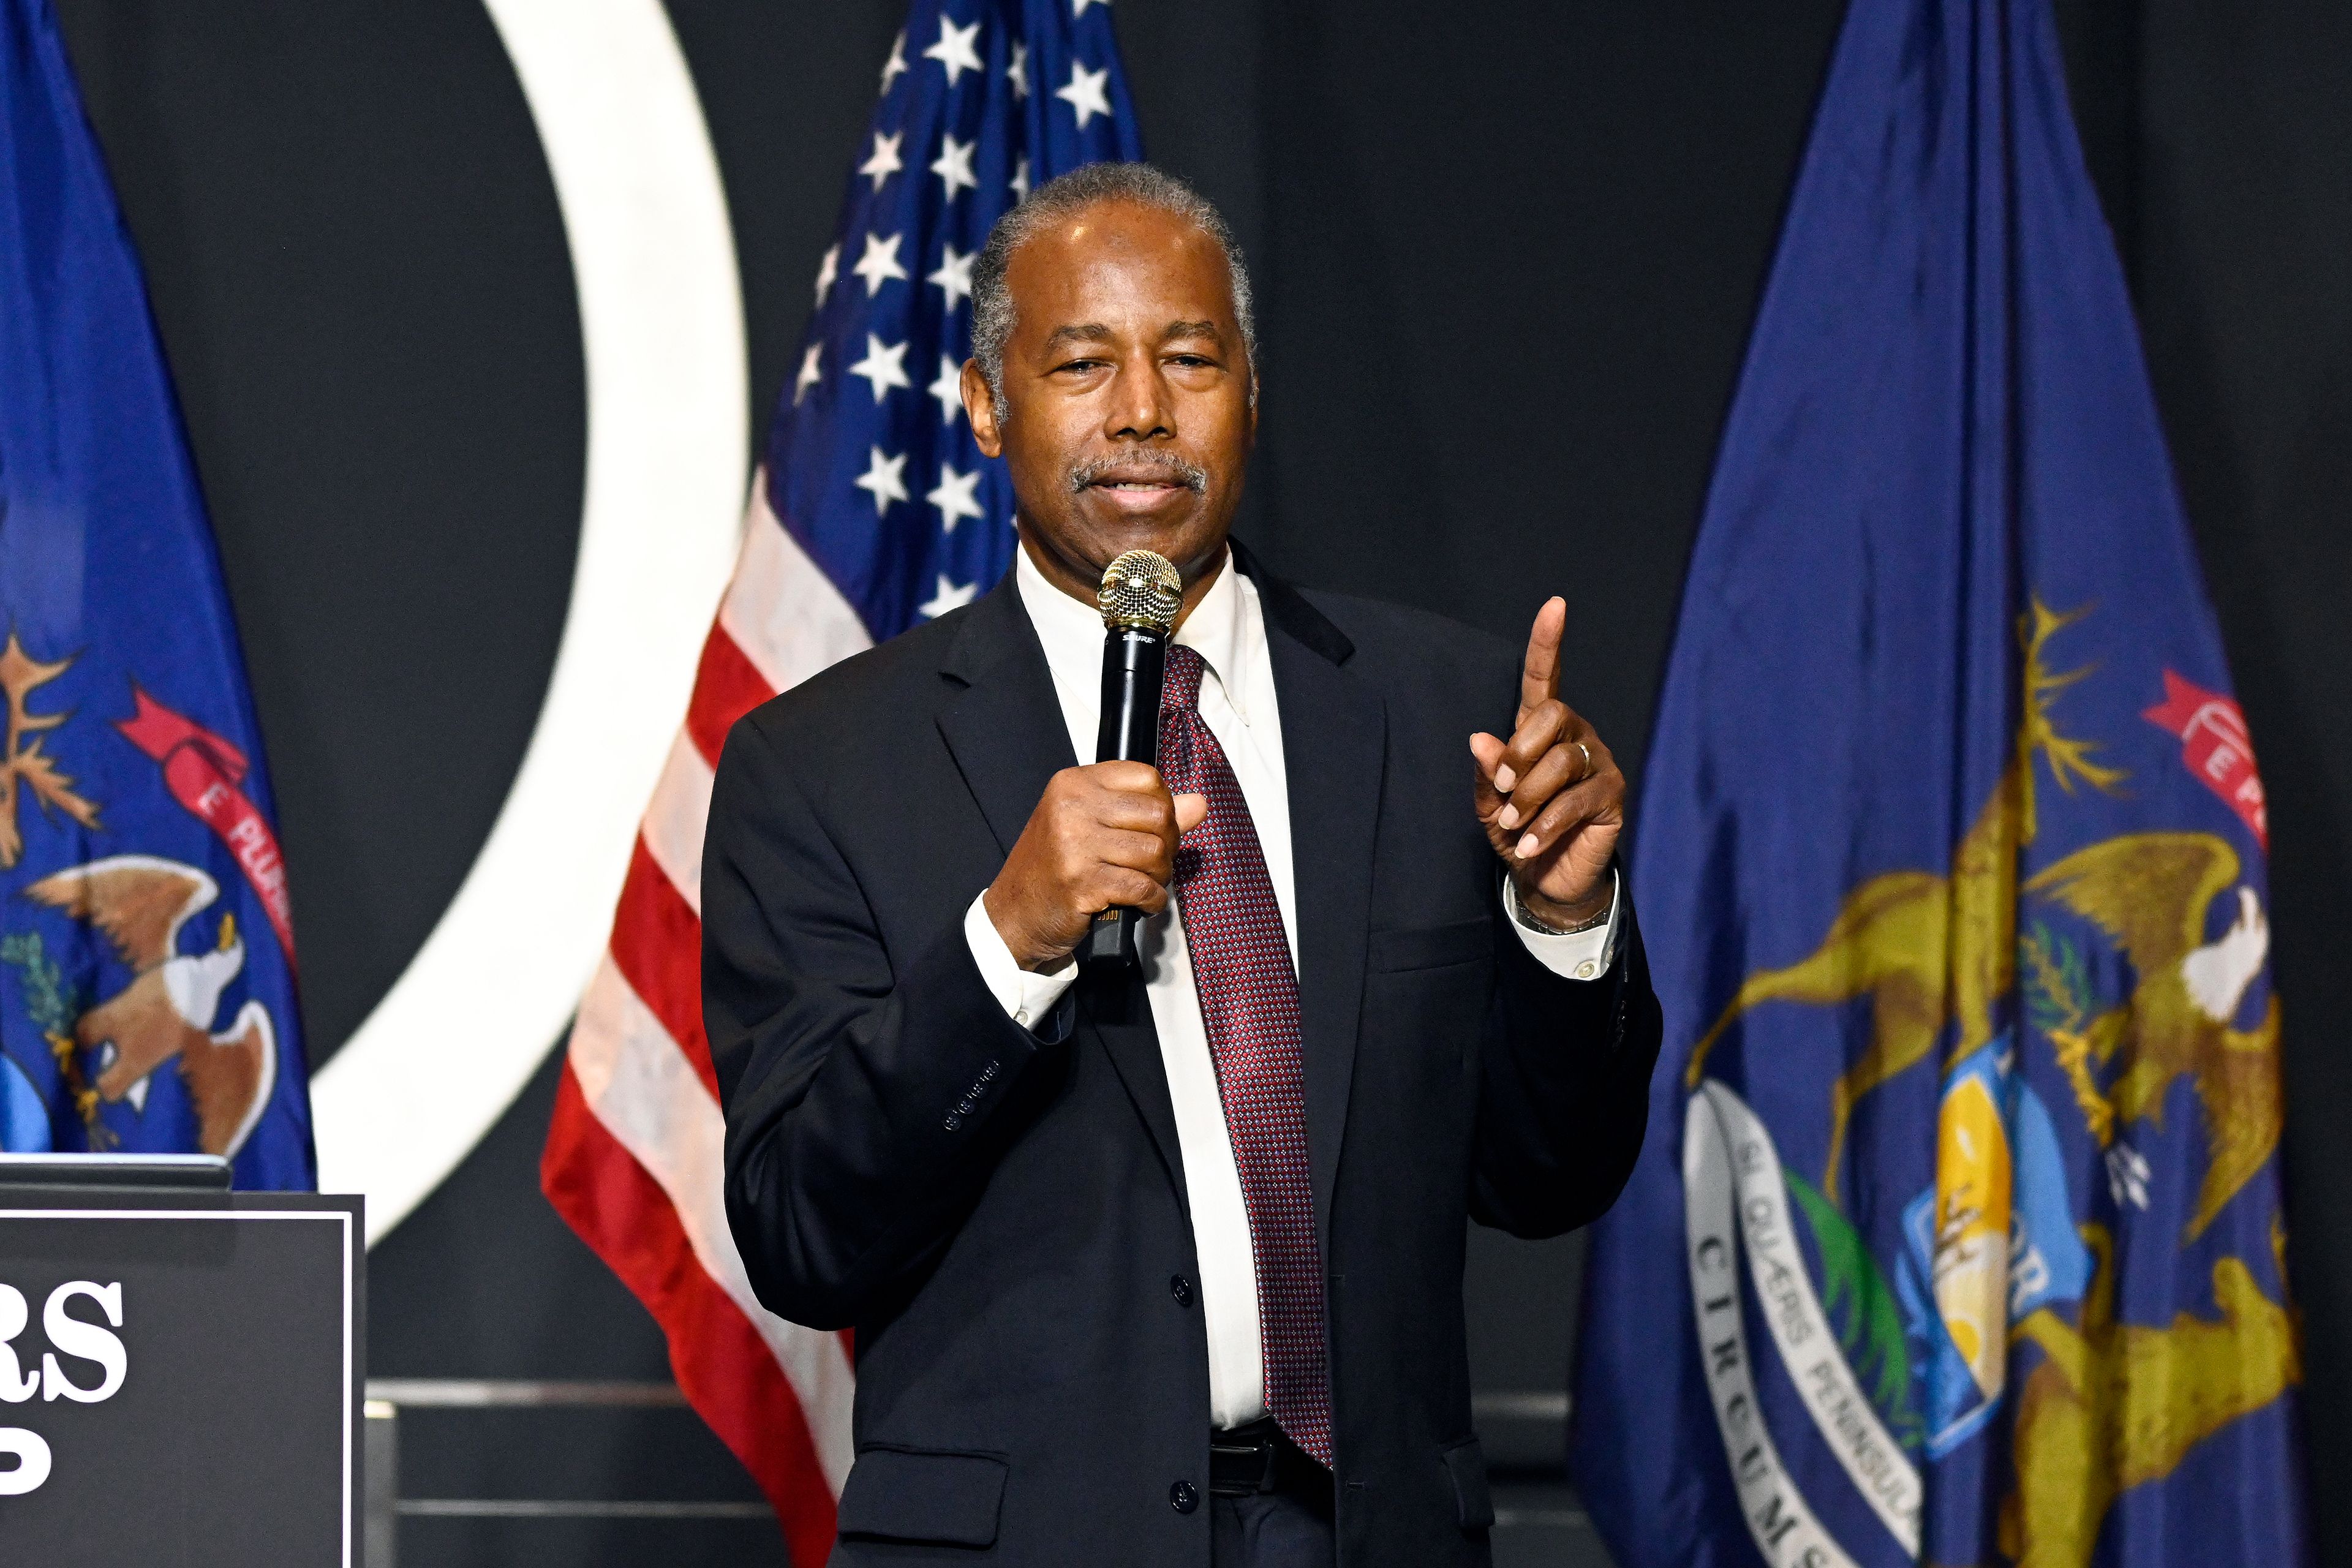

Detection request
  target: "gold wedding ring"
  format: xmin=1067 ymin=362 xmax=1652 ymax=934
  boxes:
xmin=1575 ymin=739 xmax=1593 ymax=780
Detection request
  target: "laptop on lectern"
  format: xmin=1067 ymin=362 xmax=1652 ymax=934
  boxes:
xmin=0 ymin=1153 xmax=233 ymax=1192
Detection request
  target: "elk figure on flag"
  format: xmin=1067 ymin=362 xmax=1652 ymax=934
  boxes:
xmin=541 ymin=1 xmax=1142 ymax=1556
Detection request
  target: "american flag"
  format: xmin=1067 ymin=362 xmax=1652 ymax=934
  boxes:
xmin=540 ymin=1 xmax=1140 ymax=1556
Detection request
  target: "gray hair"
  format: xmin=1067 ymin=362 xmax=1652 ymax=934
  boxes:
xmin=969 ymin=162 xmax=1257 ymax=422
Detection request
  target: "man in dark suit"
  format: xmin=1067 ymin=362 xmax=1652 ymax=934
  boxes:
xmin=705 ymin=162 xmax=1662 ymax=1568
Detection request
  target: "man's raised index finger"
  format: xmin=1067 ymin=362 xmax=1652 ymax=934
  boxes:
xmin=1519 ymin=596 xmax=1567 ymax=722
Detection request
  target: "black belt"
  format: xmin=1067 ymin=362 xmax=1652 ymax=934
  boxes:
xmin=1208 ymin=1417 xmax=1332 ymax=1501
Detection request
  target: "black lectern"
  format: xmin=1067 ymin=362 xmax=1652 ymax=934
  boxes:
xmin=0 ymin=1156 xmax=363 ymax=1566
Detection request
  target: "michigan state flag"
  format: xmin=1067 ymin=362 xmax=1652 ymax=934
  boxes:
xmin=1571 ymin=0 xmax=2307 ymax=1564
xmin=0 ymin=0 xmax=314 ymax=1187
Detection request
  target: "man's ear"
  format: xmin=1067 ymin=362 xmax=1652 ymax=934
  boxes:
xmin=962 ymin=360 xmax=1002 ymax=456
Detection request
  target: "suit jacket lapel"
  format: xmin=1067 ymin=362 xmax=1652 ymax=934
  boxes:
xmin=1238 ymin=543 xmax=1385 ymax=1243
xmin=935 ymin=578 xmax=1071 ymax=853
xmin=935 ymin=576 xmax=1189 ymax=1204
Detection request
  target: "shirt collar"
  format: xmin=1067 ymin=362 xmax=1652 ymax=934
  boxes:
xmin=1013 ymin=543 xmax=1254 ymax=724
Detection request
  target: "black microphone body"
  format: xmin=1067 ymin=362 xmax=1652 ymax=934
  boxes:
xmin=1077 ymin=623 xmax=1168 ymax=968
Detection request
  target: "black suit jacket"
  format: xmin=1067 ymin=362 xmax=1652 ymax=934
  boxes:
xmin=704 ymin=544 xmax=1663 ymax=1567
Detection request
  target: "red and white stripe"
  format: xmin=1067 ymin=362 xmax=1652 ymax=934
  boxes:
xmin=543 ymin=479 xmax=873 ymax=1561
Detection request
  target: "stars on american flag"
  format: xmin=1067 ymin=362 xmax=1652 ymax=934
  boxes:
xmin=928 ymin=243 xmax=975 ymax=311
xmin=1057 ymin=62 xmax=1112 ymax=129
xmin=927 ymin=464 xmax=986 ymax=532
xmin=848 ymin=333 xmax=913 ymax=402
xmin=851 ymin=231 xmax=909 ymax=295
xmin=854 ymin=447 xmax=910 ymax=514
xmin=770 ymin=4 xmax=1135 ymax=637
xmin=931 ymin=134 xmax=978 ymax=202
xmin=918 ymin=575 xmax=981 ymax=619
xmin=859 ymin=130 xmax=904 ymax=192
xmin=930 ymin=356 xmax=964 ymax=424
xmin=922 ymin=15 xmax=984 ymax=86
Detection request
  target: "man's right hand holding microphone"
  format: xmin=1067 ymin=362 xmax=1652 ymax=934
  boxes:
xmin=982 ymin=763 xmax=1207 ymax=973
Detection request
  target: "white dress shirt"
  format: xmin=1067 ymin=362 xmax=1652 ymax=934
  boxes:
xmin=962 ymin=547 xmax=1619 ymax=1428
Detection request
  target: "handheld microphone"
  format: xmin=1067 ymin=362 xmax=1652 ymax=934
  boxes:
xmin=1079 ymin=549 xmax=1183 ymax=969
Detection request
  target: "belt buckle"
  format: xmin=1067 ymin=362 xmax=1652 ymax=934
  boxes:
xmin=1208 ymin=1427 xmax=1280 ymax=1497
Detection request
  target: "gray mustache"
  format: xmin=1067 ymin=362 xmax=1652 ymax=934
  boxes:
xmin=1068 ymin=451 xmax=1208 ymax=494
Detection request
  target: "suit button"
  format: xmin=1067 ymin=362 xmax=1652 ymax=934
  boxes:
xmin=1169 ymin=1479 xmax=1198 ymax=1513
xmin=943 ymin=1114 xmax=962 ymax=1131
xmin=1169 ymin=1274 xmax=1193 ymax=1306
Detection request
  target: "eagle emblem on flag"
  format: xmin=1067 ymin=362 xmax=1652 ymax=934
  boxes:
xmin=21 ymin=855 xmax=277 ymax=1158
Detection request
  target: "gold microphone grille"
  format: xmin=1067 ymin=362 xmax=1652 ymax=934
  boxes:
xmin=1096 ymin=550 xmax=1183 ymax=633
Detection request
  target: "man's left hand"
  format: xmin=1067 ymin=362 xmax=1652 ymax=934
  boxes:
xmin=1469 ymin=596 xmax=1624 ymax=929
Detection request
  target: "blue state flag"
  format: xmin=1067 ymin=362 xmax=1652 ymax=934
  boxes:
xmin=1571 ymin=1 xmax=2307 ymax=1565
xmin=0 ymin=0 xmax=315 ymax=1188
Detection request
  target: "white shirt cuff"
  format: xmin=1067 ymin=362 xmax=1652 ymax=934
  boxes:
xmin=1503 ymin=868 xmax=1621 ymax=982
xmin=964 ymin=891 xmax=1080 ymax=1030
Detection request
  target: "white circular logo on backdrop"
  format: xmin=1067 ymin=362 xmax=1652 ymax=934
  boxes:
xmin=311 ymin=0 xmax=748 ymax=1245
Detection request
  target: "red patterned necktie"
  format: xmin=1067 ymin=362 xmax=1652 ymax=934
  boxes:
xmin=1157 ymin=643 xmax=1334 ymax=1467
